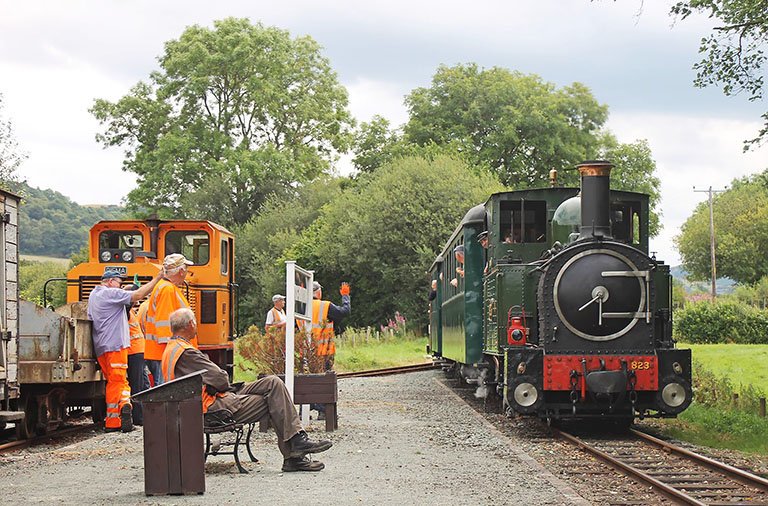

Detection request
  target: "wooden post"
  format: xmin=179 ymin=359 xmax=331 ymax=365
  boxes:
xmin=760 ymin=397 xmax=766 ymax=418
xmin=732 ymin=393 xmax=739 ymax=407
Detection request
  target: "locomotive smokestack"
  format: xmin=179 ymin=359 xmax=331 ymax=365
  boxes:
xmin=577 ymin=160 xmax=613 ymax=239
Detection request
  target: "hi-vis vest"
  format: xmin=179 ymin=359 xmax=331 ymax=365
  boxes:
xmin=311 ymin=299 xmax=335 ymax=356
xmin=266 ymin=308 xmax=286 ymax=333
xmin=143 ymin=279 xmax=196 ymax=360
xmin=161 ymin=338 xmax=225 ymax=413
xmin=127 ymin=308 xmax=145 ymax=355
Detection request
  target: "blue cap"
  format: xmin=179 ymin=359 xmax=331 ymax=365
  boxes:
xmin=101 ymin=271 xmax=124 ymax=280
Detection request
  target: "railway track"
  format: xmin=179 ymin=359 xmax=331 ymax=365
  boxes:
xmin=337 ymin=361 xmax=441 ymax=378
xmin=554 ymin=426 xmax=768 ymax=505
xmin=0 ymin=423 xmax=96 ymax=455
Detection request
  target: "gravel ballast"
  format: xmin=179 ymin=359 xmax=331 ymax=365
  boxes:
xmin=0 ymin=371 xmax=586 ymax=505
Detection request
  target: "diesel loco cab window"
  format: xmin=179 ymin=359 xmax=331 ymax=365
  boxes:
xmin=165 ymin=231 xmax=210 ymax=265
xmin=499 ymin=200 xmax=547 ymax=243
xmin=99 ymin=231 xmax=143 ymax=250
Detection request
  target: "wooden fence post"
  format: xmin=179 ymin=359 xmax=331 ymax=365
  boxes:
xmin=760 ymin=397 xmax=766 ymax=418
xmin=732 ymin=393 xmax=739 ymax=407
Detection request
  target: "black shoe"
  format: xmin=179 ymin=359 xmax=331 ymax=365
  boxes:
xmin=120 ymin=404 xmax=134 ymax=433
xmin=282 ymin=456 xmax=325 ymax=472
xmin=104 ymin=427 xmax=122 ymax=433
xmin=288 ymin=431 xmax=332 ymax=458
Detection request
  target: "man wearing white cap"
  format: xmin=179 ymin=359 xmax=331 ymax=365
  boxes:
xmin=265 ymin=294 xmax=287 ymax=334
xmin=142 ymin=253 xmax=194 ymax=385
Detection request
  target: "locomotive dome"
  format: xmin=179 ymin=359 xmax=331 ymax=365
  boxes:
xmin=552 ymin=194 xmax=580 ymax=226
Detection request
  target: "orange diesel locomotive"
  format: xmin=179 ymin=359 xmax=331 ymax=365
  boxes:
xmin=66 ymin=219 xmax=237 ymax=373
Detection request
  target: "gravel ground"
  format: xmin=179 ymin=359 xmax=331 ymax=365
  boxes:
xmin=0 ymin=371 xmax=587 ymax=505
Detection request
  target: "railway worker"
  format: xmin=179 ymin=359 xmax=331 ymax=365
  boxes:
xmin=311 ymin=281 xmax=351 ymax=372
xmin=162 ymin=308 xmax=332 ymax=472
xmin=477 ymin=230 xmax=491 ymax=275
xmin=124 ymin=284 xmax=147 ymax=426
xmin=265 ymin=294 xmax=287 ymax=335
xmin=88 ymin=269 xmax=162 ymax=432
xmin=143 ymin=253 xmax=194 ymax=386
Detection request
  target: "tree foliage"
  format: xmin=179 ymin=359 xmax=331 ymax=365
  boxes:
xmin=0 ymin=93 xmax=26 ymax=187
xmin=12 ymin=181 xmax=124 ymax=258
xmin=403 ymin=64 xmax=609 ymax=187
xmin=676 ymin=172 xmax=768 ymax=284
xmin=234 ymin=177 xmax=345 ymax=328
xmin=19 ymin=259 xmax=67 ymax=307
xmin=91 ymin=18 xmax=353 ymax=226
xmin=671 ymin=0 xmax=768 ymax=148
xmin=289 ymin=155 xmax=504 ymax=329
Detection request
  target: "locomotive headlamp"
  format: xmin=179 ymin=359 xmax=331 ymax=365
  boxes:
xmin=100 ymin=251 xmax=111 ymax=262
xmin=121 ymin=251 xmax=133 ymax=262
xmin=672 ymin=362 xmax=683 ymax=375
xmin=511 ymin=329 xmax=524 ymax=342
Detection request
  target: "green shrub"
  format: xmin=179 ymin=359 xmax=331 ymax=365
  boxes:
xmin=675 ymin=301 xmax=768 ymax=344
xmin=692 ymin=362 xmax=766 ymax=415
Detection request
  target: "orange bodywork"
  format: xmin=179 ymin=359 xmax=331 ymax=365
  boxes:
xmin=67 ymin=220 xmax=236 ymax=356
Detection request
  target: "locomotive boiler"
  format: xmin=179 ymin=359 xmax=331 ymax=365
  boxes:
xmin=428 ymin=161 xmax=692 ymax=424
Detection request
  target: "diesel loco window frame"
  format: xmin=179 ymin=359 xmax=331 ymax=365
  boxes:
xmin=164 ymin=230 xmax=210 ymax=266
xmin=99 ymin=230 xmax=144 ymax=250
xmin=498 ymin=200 xmax=547 ymax=244
xmin=220 ymin=239 xmax=229 ymax=275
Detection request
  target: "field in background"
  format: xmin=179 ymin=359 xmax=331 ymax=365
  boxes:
xmin=682 ymin=343 xmax=768 ymax=391
xmin=20 ymin=254 xmax=69 ymax=266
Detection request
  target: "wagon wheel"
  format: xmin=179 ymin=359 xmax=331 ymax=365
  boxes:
xmin=16 ymin=395 xmax=40 ymax=440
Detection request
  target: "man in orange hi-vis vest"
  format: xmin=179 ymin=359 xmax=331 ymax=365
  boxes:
xmin=311 ymin=281 xmax=351 ymax=372
xmin=143 ymin=253 xmax=195 ymax=386
xmin=88 ymin=270 xmax=161 ymax=432
xmin=125 ymin=284 xmax=147 ymax=426
xmin=162 ymin=308 xmax=333 ymax=472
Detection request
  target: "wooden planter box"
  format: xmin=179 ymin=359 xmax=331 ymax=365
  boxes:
xmin=259 ymin=372 xmax=338 ymax=432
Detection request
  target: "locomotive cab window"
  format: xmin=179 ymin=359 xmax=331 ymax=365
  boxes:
xmin=611 ymin=202 xmax=642 ymax=246
xmin=165 ymin=231 xmax=210 ymax=265
xmin=499 ymin=200 xmax=547 ymax=243
xmin=99 ymin=231 xmax=143 ymax=250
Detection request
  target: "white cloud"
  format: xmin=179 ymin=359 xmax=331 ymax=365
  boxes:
xmin=608 ymin=112 xmax=768 ymax=266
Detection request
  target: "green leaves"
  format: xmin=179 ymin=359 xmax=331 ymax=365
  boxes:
xmin=676 ymin=172 xmax=768 ymax=284
xmin=91 ymin=18 xmax=353 ymax=226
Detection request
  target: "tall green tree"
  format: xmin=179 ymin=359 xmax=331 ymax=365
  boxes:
xmin=403 ymin=64 xmax=609 ymax=187
xmin=676 ymin=172 xmax=768 ymax=284
xmin=671 ymin=1 xmax=768 ymax=148
xmin=289 ymin=155 xmax=504 ymax=329
xmin=91 ymin=18 xmax=353 ymax=226
xmin=0 ymin=92 xmax=26 ymax=187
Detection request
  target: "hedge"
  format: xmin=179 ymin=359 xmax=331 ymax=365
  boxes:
xmin=674 ymin=301 xmax=768 ymax=344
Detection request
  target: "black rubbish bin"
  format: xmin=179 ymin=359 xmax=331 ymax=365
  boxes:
xmin=132 ymin=370 xmax=205 ymax=496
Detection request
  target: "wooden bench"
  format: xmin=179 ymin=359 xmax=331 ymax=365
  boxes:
xmin=203 ymin=410 xmax=258 ymax=474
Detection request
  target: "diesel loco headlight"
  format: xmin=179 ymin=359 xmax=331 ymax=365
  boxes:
xmin=656 ymin=376 xmax=692 ymax=415
xmin=122 ymin=250 xmax=133 ymax=262
xmin=101 ymin=251 xmax=111 ymax=262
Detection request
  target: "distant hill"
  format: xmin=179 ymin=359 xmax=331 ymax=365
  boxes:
xmin=9 ymin=181 xmax=126 ymax=258
xmin=670 ymin=265 xmax=736 ymax=294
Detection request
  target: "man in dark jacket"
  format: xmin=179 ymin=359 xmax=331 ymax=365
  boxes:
xmin=162 ymin=308 xmax=332 ymax=472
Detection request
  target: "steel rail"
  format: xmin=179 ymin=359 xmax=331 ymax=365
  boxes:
xmin=0 ymin=423 xmax=96 ymax=454
xmin=337 ymin=362 xmax=440 ymax=378
xmin=553 ymin=428 xmax=708 ymax=505
xmin=631 ymin=428 xmax=768 ymax=492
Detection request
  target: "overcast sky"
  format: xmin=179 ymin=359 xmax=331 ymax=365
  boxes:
xmin=1 ymin=0 xmax=766 ymax=265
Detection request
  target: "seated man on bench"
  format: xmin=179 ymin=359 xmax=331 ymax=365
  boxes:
xmin=162 ymin=308 xmax=332 ymax=472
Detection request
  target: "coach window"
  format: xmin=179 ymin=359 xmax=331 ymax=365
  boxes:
xmin=100 ymin=231 xmax=143 ymax=250
xmin=220 ymin=239 xmax=229 ymax=275
xmin=499 ymin=200 xmax=547 ymax=243
xmin=165 ymin=231 xmax=210 ymax=265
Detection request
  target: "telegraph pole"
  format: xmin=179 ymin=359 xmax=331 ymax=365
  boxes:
xmin=693 ymin=186 xmax=727 ymax=301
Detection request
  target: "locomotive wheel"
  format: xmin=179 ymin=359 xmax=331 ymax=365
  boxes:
xmin=16 ymin=395 xmax=41 ymax=440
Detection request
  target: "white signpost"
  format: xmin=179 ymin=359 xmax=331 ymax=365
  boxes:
xmin=284 ymin=261 xmax=313 ymax=425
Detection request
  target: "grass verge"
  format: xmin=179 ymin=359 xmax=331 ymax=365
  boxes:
xmin=682 ymin=343 xmax=768 ymax=391
xmin=234 ymin=335 xmax=429 ymax=382
xmin=656 ymin=403 xmax=768 ymax=455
